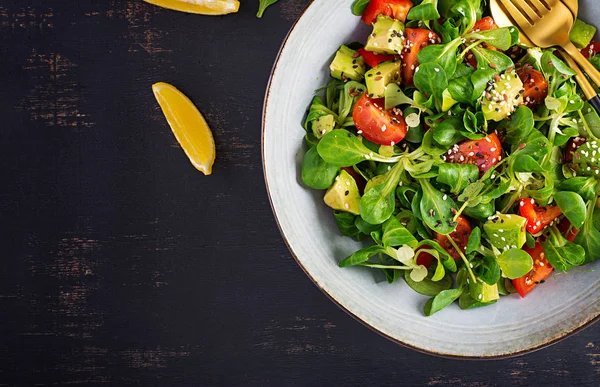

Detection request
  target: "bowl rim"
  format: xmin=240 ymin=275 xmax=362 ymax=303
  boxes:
xmin=261 ymin=0 xmax=600 ymax=360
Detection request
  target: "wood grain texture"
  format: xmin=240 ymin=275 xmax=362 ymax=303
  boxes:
xmin=0 ymin=0 xmax=598 ymax=386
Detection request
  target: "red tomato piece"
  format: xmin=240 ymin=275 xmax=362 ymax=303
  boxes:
xmin=557 ymin=218 xmax=580 ymax=242
xmin=400 ymin=28 xmax=441 ymax=86
xmin=415 ymin=245 xmax=436 ymax=268
xmin=434 ymin=216 xmax=472 ymax=261
xmin=341 ymin=167 xmax=367 ymax=194
xmin=512 ymin=241 xmax=554 ymax=298
xmin=465 ymin=17 xmax=500 ymax=68
xmin=581 ymin=41 xmax=600 ymax=59
xmin=519 ymin=198 xmax=562 ymax=234
xmin=352 ymin=93 xmax=407 ymax=146
xmin=517 ymin=64 xmax=549 ymax=107
xmin=443 ymin=133 xmax=503 ymax=175
xmin=357 ymin=48 xmax=398 ymax=68
xmin=362 ymin=0 xmax=413 ymax=25
xmin=564 ymin=136 xmax=587 ymax=163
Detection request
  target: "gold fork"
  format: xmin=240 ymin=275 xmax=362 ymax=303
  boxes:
xmin=490 ymin=0 xmax=595 ymax=100
xmin=490 ymin=0 xmax=578 ymax=47
xmin=497 ymin=0 xmax=600 ymax=87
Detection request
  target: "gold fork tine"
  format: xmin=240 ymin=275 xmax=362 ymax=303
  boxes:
xmin=529 ymin=0 xmax=552 ymax=13
xmin=528 ymin=0 xmax=552 ymax=13
xmin=509 ymin=0 xmax=542 ymax=22
xmin=498 ymin=0 xmax=534 ymax=26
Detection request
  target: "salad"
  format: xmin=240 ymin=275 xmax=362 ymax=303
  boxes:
xmin=300 ymin=0 xmax=600 ymax=315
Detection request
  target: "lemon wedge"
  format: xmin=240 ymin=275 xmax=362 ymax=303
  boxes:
xmin=153 ymin=82 xmax=216 ymax=175
xmin=144 ymin=0 xmax=240 ymax=15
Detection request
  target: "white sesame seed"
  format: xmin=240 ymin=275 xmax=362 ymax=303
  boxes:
xmin=443 ymin=194 xmax=448 ymax=200
xmin=530 ymin=199 xmax=535 ymax=205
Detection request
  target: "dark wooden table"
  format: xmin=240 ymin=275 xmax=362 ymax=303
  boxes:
xmin=1 ymin=1 xmax=599 ymax=385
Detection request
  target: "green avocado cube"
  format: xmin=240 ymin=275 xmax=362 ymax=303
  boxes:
xmin=312 ymin=114 xmax=336 ymax=139
xmin=570 ymin=139 xmax=600 ymax=176
xmin=469 ymin=280 xmax=500 ymax=303
xmin=570 ymin=19 xmax=597 ymax=49
xmin=365 ymin=60 xmax=401 ymax=98
xmin=330 ymin=45 xmax=366 ymax=81
xmin=365 ymin=15 xmax=404 ymax=55
xmin=483 ymin=213 xmax=527 ymax=252
xmin=324 ymin=170 xmax=361 ymax=215
xmin=481 ymin=69 xmax=524 ymax=122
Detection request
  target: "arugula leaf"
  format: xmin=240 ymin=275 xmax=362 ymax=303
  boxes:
xmin=360 ymin=184 xmax=396 ymax=225
xmin=436 ymin=163 xmax=479 ymax=194
xmin=554 ymin=192 xmax=586 ymax=229
xmin=304 ymin=96 xmax=337 ymax=132
xmin=496 ymin=249 xmax=533 ymax=279
xmin=419 ymin=179 xmax=459 ymax=235
xmin=574 ymin=200 xmax=600 ymax=264
xmin=466 ymin=227 xmax=481 ymax=254
xmin=557 ymin=177 xmax=598 ymax=202
xmin=471 ymin=46 xmax=514 ymax=72
xmin=464 ymin=27 xmax=513 ymax=51
xmin=474 ymin=255 xmax=501 ymax=286
xmin=407 ymin=1 xmax=440 ymax=22
xmin=463 ymin=201 xmax=495 ymax=221
xmin=301 ymin=147 xmax=339 ymax=189
xmin=382 ymin=216 xmax=418 ymax=247
xmin=513 ymin=154 xmax=544 ymax=173
xmin=417 ymin=38 xmax=462 ymax=75
xmin=431 ymin=117 xmax=465 ymax=146
xmin=542 ymin=234 xmax=586 ymax=272
xmin=470 ymin=68 xmax=496 ymax=103
xmin=317 ymin=130 xmax=402 ymax=166
xmin=334 ymin=211 xmax=363 ymax=240
xmin=448 ymin=73 xmax=475 ymax=104
xmin=414 ymin=62 xmax=449 ymax=101
xmin=360 ymin=162 xmax=404 ymax=225
xmin=459 ymin=292 xmax=496 ymax=310
xmin=351 ymin=0 xmax=370 ymax=16
xmin=500 ymin=106 xmax=534 ymax=145
xmin=450 ymin=0 xmax=483 ymax=34
xmin=355 ymin=216 xmax=381 ymax=235
xmin=257 ymin=0 xmax=280 ymax=18
xmin=404 ymin=269 xmax=453 ymax=297
xmin=424 ymin=288 xmax=463 ymax=316
xmin=339 ymin=245 xmax=388 ymax=268
xmin=384 ymin=83 xmax=414 ymax=109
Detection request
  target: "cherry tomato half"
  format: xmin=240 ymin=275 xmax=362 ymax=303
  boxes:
xmin=352 ymin=93 xmax=408 ymax=146
xmin=434 ymin=216 xmax=472 ymax=261
xmin=519 ymin=198 xmax=562 ymax=234
xmin=443 ymin=133 xmax=503 ymax=175
xmin=557 ymin=218 xmax=580 ymax=242
xmin=517 ymin=64 xmax=548 ymax=107
xmin=400 ymin=28 xmax=441 ymax=86
xmin=581 ymin=41 xmax=600 ymax=59
xmin=362 ymin=0 xmax=413 ymax=25
xmin=512 ymin=241 xmax=553 ymax=298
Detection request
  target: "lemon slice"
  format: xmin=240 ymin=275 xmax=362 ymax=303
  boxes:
xmin=144 ymin=0 xmax=240 ymax=15
xmin=153 ymin=82 xmax=216 ymax=175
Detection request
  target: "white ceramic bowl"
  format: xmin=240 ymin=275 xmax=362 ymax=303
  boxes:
xmin=263 ymin=0 xmax=600 ymax=358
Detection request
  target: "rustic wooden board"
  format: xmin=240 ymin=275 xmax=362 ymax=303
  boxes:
xmin=0 ymin=0 xmax=598 ymax=385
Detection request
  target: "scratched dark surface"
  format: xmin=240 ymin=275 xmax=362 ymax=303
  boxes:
xmin=0 ymin=0 xmax=599 ymax=385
